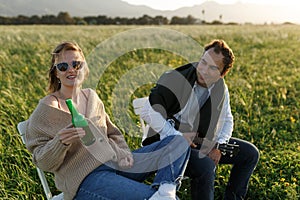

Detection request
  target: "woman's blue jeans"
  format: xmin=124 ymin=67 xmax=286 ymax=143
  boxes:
xmin=75 ymin=135 xmax=190 ymax=200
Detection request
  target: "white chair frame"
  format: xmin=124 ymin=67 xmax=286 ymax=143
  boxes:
xmin=17 ymin=121 xmax=64 ymax=200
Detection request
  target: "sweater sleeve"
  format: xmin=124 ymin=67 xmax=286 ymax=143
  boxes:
xmin=26 ymin=119 xmax=70 ymax=172
xmin=105 ymin=114 xmax=133 ymax=161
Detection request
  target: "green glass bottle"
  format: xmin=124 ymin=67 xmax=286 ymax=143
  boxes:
xmin=65 ymin=99 xmax=96 ymax=146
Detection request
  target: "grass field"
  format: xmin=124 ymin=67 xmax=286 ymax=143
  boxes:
xmin=0 ymin=25 xmax=299 ymax=199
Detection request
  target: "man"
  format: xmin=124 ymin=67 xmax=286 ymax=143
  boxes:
xmin=140 ymin=39 xmax=259 ymax=200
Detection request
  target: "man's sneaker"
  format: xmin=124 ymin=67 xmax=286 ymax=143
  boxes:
xmin=149 ymin=191 xmax=177 ymax=200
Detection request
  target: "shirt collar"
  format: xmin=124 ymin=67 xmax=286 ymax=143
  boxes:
xmin=193 ymin=82 xmax=215 ymax=95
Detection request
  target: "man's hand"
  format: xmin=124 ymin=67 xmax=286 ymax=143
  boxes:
xmin=208 ymin=148 xmax=222 ymax=165
xmin=182 ymin=132 xmax=197 ymax=148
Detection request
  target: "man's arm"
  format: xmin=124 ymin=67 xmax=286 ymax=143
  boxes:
xmin=140 ymin=100 xmax=182 ymax=140
xmin=216 ymin=85 xmax=233 ymax=144
xmin=141 ymin=100 xmax=197 ymax=147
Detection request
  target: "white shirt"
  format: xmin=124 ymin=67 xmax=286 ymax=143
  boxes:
xmin=140 ymin=83 xmax=233 ymax=144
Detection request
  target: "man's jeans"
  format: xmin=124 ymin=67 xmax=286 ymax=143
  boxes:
xmin=185 ymin=137 xmax=260 ymax=200
xmin=75 ymin=135 xmax=190 ymax=200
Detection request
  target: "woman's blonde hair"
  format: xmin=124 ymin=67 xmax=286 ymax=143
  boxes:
xmin=48 ymin=41 xmax=89 ymax=93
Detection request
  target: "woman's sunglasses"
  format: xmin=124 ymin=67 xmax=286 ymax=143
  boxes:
xmin=54 ymin=61 xmax=85 ymax=72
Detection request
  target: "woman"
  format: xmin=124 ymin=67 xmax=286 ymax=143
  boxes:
xmin=25 ymin=41 xmax=190 ymax=200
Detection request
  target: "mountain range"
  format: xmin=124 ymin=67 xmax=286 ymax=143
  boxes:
xmin=0 ymin=0 xmax=299 ymax=24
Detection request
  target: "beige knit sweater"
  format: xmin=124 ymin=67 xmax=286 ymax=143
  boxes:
xmin=26 ymin=89 xmax=133 ymax=200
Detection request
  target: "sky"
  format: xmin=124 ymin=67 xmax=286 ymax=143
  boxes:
xmin=122 ymin=0 xmax=299 ymax=10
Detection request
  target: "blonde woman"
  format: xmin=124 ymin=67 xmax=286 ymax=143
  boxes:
xmin=25 ymin=41 xmax=190 ymax=200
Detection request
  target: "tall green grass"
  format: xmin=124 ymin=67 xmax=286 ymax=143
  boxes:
xmin=0 ymin=25 xmax=299 ymax=199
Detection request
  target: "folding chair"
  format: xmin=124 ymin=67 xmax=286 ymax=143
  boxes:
xmin=17 ymin=121 xmax=64 ymax=200
xmin=132 ymin=97 xmax=149 ymax=142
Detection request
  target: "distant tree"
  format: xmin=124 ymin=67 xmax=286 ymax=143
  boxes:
xmin=0 ymin=16 xmax=11 ymax=24
xmin=153 ymin=15 xmax=169 ymax=25
xmin=73 ymin=17 xmax=87 ymax=25
xmin=41 ymin=15 xmax=57 ymax=24
xmin=29 ymin=15 xmax=40 ymax=24
xmin=83 ymin=16 xmax=97 ymax=25
xmin=16 ymin=15 xmax=29 ymax=24
xmin=170 ymin=16 xmax=179 ymax=24
xmin=226 ymin=22 xmax=239 ymax=25
xmin=211 ymin=20 xmax=222 ymax=25
xmin=57 ymin=12 xmax=74 ymax=24
xmin=136 ymin=15 xmax=152 ymax=25
xmin=186 ymin=15 xmax=197 ymax=24
xmin=96 ymin=15 xmax=109 ymax=24
xmin=115 ymin=17 xmax=130 ymax=25
xmin=170 ymin=15 xmax=197 ymax=25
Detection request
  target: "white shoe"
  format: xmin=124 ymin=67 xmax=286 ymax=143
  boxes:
xmin=149 ymin=191 xmax=177 ymax=200
xmin=149 ymin=183 xmax=178 ymax=200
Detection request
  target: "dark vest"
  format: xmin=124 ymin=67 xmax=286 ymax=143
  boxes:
xmin=143 ymin=63 xmax=225 ymax=146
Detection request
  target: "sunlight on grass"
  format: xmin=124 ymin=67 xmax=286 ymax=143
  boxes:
xmin=0 ymin=25 xmax=299 ymax=199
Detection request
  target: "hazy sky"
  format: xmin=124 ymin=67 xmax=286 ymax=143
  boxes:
xmin=122 ymin=0 xmax=299 ymax=10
